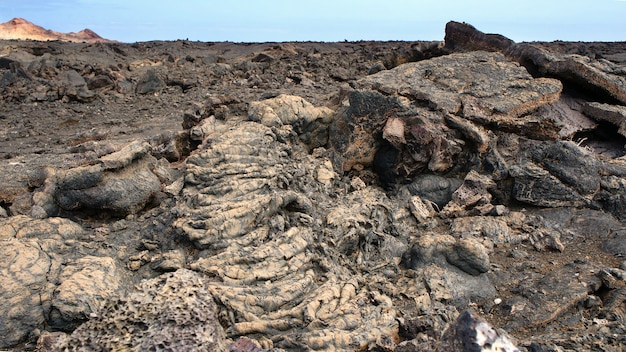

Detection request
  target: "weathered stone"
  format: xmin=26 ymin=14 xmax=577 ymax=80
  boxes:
xmin=3 ymin=26 xmax=626 ymax=352
xmin=444 ymin=21 xmax=515 ymax=53
xmin=494 ymin=262 xmax=598 ymax=331
xmin=248 ymin=94 xmax=334 ymax=143
xmin=227 ymin=337 xmax=266 ymax=352
xmin=510 ymin=140 xmax=600 ymax=208
xmin=174 ymin=122 xmax=401 ymax=350
xmin=50 ymin=269 xmax=228 ymax=351
xmin=329 ymin=90 xmax=407 ymax=171
xmin=437 ymin=310 xmax=520 ymax=352
xmin=420 ymin=264 xmax=495 ymax=308
xmin=332 ymin=50 xmax=563 ymax=178
xmin=445 ymin=21 xmax=626 ymax=106
xmin=176 ymin=122 xmax=313 ymax=248
xmin=382 ymin=117 xmax=406 ymax=147
xmin=451 ymin=216 xmax=521 ymax=246
xmin=0 ymin=216 xmax=117 ymax=346
xmin=444 ymin=113 xmax=491 ymax=153
xmin=0 ymin=239 xmax=52 ymax=348
xmin=87 ymin=74 xmax=114 ymax=90
xmin=444 ymin=238 xmax=491 ymax=276
xmin=405 ymin=175 xmax=463 ymax=210
xmin=54 ymin=156 xmax=160 ymax=216
xmin=602 ymin=230 xmax=626 ymax=257
xmin=327 ymin=187 xmax=408 ymax=266
xmin=150 ymin=249 xmax=186 ymax=272
xmin=583 ymin=102 xmax=626 ymax=136
xmin=402 ymin=235 xmax=490 ymax=276
xmin=136 ymin=69 xmax=165 ymax=94
xmin=99 ymin=140 xmax=151 ymax=170
xmin=356 ymin=51 xmax=562 ymax=118
xmin=511 ymin=162 xmax=588 ymax=207
xmin=61 ymin=70 xmax=95 ymax=102
xmin=0 ymin=215 xmax=84 ymax=250
xmin=49 ymin=256 xmax=129 ymax=330
xmin=189 ymin=115 xmax=217 ymax=141
xmin=408 ymin=195 xmax=436 ymax=223
xmin=441 ymin=170 xmax=497 ymax=218
xmin=511 ymin=44 xmax=626 ymax=105
xmin=49 ymin=142 xmax=161 ymax=216
xmin=533 ymin=96 xmax=597 ymax=139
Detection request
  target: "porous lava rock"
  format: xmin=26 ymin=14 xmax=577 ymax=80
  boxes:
xmin=48 ymin=269 xmax=228 ymax=351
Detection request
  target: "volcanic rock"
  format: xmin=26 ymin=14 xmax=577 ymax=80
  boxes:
xmin=438 ymin=310 xmax=520 ymax=352
xmin=176 ymin=121 xmax=401 ymax=350
xmin=0 ymin=239 xmax=52 ymax=348
xmin=583 ymin=101 xmax=626 ymax=136
xmin=248 ymin=94 xmax=334 ymax=149
xmin=49 ymin=269 xmax=228 ymax=351
xmin=0 ymin=21 xmax=623 ymax=352
xmin=444 ymin=21 xmax=515 ymax=53
xmin=331 ymin=50 xmax=563 ymax=177
xmin=43 ymin=141 xmax=162 ymax=216
xmin=0 ymin=18 xmax=113 ymax=43
xmin=445 ymin=20 xmax=626 ymax=105
xmin=48 ymin=256 xmax=129 ymax=331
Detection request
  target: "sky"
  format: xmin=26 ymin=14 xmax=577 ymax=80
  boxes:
xmin=0 ymin=0 xmax=625 ymax=43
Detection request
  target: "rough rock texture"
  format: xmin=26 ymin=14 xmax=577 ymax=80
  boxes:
xmin=176 ymin=122 xmax=400 ymax=350
xmin=0 ymin=216 xmax=133 ymax=349
xmin=583 ymin=101 xmax=626 ymax=136
xmin=49 ymin=269 xmax=228 ymax=351
xmin=0 ymin=239 xmax=52 ymax=348
xmin=356 ymin=51 xmax=562 ymax=118
xmin=438 ymin=310 xmax=520 ymax=352
xmin=43 ymin=140 xmax=162 ymax=216
xmin=331 ymin=50 xmax=564 ymax=177
xmin=248 ymin=94 xmax=334 ymax=149
xmin=48 ymin=255 xmax=129 ymax=330
xmin=0 ymin=22 xmax=624 ymax=352
xmin=446 ymin=20 xmax=626 ymax=105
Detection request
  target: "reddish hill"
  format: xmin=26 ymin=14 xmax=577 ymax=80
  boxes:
xmin=0 ymin=17 xmax=114 ymax=42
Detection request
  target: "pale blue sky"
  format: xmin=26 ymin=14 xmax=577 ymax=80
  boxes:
xmin=1 ymin=0 xmax=625 ymax=43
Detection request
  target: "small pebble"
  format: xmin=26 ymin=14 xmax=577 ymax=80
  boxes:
xmin=494 ymin=298 xmax=502 ymax=305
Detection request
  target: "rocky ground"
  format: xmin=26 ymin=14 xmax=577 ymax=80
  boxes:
xmin=1 ymin=22 xmax=625 ymax=351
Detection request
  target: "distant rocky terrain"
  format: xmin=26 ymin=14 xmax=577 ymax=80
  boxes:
xmin=1 ymin=21 xmax=625 ymax=351
xmin=0 ymin=18 xmax=112 ymax=43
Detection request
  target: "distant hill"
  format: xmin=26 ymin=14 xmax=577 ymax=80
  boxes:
xmin=0 ymin=17 xmax=114 ymax=43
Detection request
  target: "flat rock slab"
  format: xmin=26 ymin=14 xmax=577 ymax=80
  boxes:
xmin=509 ymin=43 xmax=626 ymax=104
xmin=496 ymin=262 xmax=598 ymax=331
xmin=356 ymin=51 xmax=562 ymax=118
xmin=583 ymin=102 xmax=626 ymax=136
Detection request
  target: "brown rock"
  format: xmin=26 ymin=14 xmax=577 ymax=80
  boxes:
xmin=356 ymin=51 xmax=562 ymax=118
xmin=0 ymin=239 xmax=52 ymax=348
xmin=495 ymin=262 xmax=599 ymax=330
xmin=444 ymin=21 xmax=515 ymax=53
xmin=508 ymin=42 xmax=626 ymax=104
xmin=0 ymin=18 xmax=114 ymax=43
xmin=583 ymin=102 xmax=626 ymax=136
xmin=49 ymin=256 xmax=129 ymax=330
